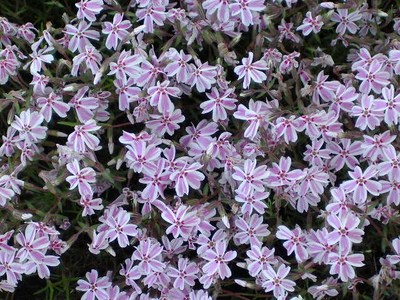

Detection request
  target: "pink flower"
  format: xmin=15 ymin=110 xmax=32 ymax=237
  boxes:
xmin=378 ymin=145 xmax=400 ymax=181
xmin=200 ymin=87 xmax=237 ymax=122
xmin=303 ymin=139 xmax=331 ymax=167
xmin=203 ymin=0 xmax=231 ymax=22
xmin=278 ymin=19 xmax=301 ymax=43
xmin=297 ymin=12 xmax=323 ymax=36
xmin=341 ymin=166 xmax=381 ymax=203
xmin=234 ymin=214 xmax=270 ymax=247
xmin=161 ymin=205 xmax=200 ymax=239
xmin=188 ymin=60 xmax=217 ymax=92
xmin=66 ymin=159 xmax=96 ymax=196
xmin=180 ymin=120 xmax=218 ymax=149
xmin=27 ymin=45 xmax=54 ymax=75
xmin=114 ymin=77 xmax=141 ymax=111
xmin=71 ymin=45 xmax=102 ymax=76
xmin=234 ymin=100 xmax=270 ymax=140
xmin=132 ymin=240 xmax=165 ymax=273
xmin=37 ymin=91 xmax=70 ymax=122
xmin=25 ymin=254 xmax=60 ymax=279
xmin=307 ymin=228 xmax=337 ymax=264
xmin=102 ymin=13 xmax=131 ymax=50
xmin=125 ymin=141 xmax=161 ymax=175
xmin=106 ymin=209 xmax=138 ymax=248
xmin=11 ymin=109 xmax=47 ymax=143
xmin=0 ymin=250 xmax=24 ymax=285
xmin=139 ymin=159 xmax=171 ymax=200
xmin=69 ymin=87 xmax=99 ymax=123
xmin=235 ymin=189 xmax=268 ymax=215
xmin=64 ymin=21 xmax=100 ymax=53
xmin=312 ymin=71 xmax=340 ymax=104
xmin=234 ymin=52 xmax=268 ymax=89
xmin=232 ymin=159 xmax=269 ymax=195
xmin=267 ymin=157 xmax=305 ymax=187
xmin=351 ymin=94 xmax=382 ymax=130
xmin=327 ymin=212 xmax=364 ymax=252
xmin=16 ymin=224 xmax=49 ymax=261
xmin=361 ymin=131 xmax=395 ymax=161
xmin=327 ymin=139 xmax=362 ymax=171
xmin=108 ymin=49 xmax=142 ymax=81
xmin=148 ymin=80 xmax=181 ymax=113
xmin=246 ymin=245 xmax=277 ymax=276
xmin=76 ymin=0 xmax=103 ymax=22
xmin=164 ymin=49 xmax=193 ymax=84
xmin=168 ymin=257 xmax=199 ymax=290
xmin=202 ymin=241 xmax=237 ymax=279
xmin=68 ymin=119 xmax=101 ymax=153
xmin=276 ymin=225 xmax=309 ymax=263
xmin=374 ymin=84 xmax=400 ymax=125
xmin=230 ymin=0 xmax=265 ymax=26
xmin=76 ymin=269 xmax=111 ymax=300
xmin=330 ymin=84 xmax=358 ymax=113
xmin=331 ymin=9 xmax=361 ymax=35
xmin=328 ymin=249 xmax=364 ymax=282
xmin=0 ymin=57 xmax=18 ymax=84
xmin=146 ymin=108 xmax=185 ymax=136
xmin=275 ymin=116 xmax=303 ymax=143
xmin=80 ymin=193 xmax=103 ymax=216
xmin=355 ymin=60 xmax=390 ymax=94
xmin=136 ymin=6 xmax=166 ymax=34
xmin=262 ymin=264 xmax=296 ymax=299
xmin=170 ymin=162 xmax=205 ymax=197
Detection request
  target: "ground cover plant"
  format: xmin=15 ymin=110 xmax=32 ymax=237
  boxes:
xmin=1 ymin=0 xmax=400 ymax=299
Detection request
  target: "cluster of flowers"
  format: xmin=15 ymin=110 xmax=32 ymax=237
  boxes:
xmin=1 ymin=0 xmax=400 ymax=299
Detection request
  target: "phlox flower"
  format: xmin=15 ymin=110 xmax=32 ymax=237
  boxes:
xmin=148 ymin=80 xmax=181 ymax=113
xmin=132 ymin=239 xmax=165 ymax=273
xmin=16 ymin=224 xmax=49 ymax=261
xmin=76 ymin=269 xmax=111 ymax=300
xmin=139 ymin=159 xmax=171 ymax=200
xmin=11 ymin=109 xmax=47 ymax=143
xmin=234 ymin=52 xmax=268 ymax=89
xmin=232 ymin=159 xmax=269 ymax=195
xmin=276 ymin=225 xmax=309 ymax=263
xmin=37 ymin=91 xmax=70 ymax=122
xmin=327 ymin=212 xmax=364 ymax=252
xmin=355 ymin=60 xmax=390 ymax=94
xmin=102 ymin=13 xmax=131 ymax=50
xmin=312 ymin=71 xmax=340 ymax=104
xmin=136 ymin=54 xmax=163 ymax=87
xmin=280 ymin=51 xmax=300 ymax=74
xmin=161 ymin=205 xmax=200 ymax=239
xmin=275 ymin=116 xmax=303 ymax=144
xmin=80 ymin=193 xmax=103 ymax=217
xmin=328 ymin=249 xmax=364 ymax=282
xmin=136 ymin=6 xmax=166 ymax=34
xmin=307 ymin=228 xmax=338 ymax=264
xmin=188 ymin=60 xmax=217 ymax=92
xmin=262 ymin=265 xmax=296 ymax=299
xmin=66 ymin=159 xmax=96 ymax=196
xmin=202 ymin=241 xmax=237 ymax=279
xmin=71 ymin=45 xmax=102 ymax=77
xmin=108 ymin=49 xmax=142 ymax=81
xmin=331 ymin=9 xmax=361 ymax=35
xmin=200 ymin=87 xmax=237 ymax=122
xmin=374 ymin=84 xmax=400 ymax=125
xmin=180 ymin=120 xmax=218 ymax=149
xmin=297 ymin=12 xmax=323 ymax=36
xmin=361 ymin=131 xmax=395 ymax=161
xmin=278 ymin=19 xmax=301 ymax=43
xmin=25 ymin=254 xmax=60 ymax=279
xmin=0 ymin=182 xmax=14 ymax=206
xmin=17 ymin=22 xmax=37 ymax=43
xmin=246 ymin=245 xmax=277 ymax=276
xmin=330 ymin=84 xmax=358 ymax=113
xmin=378 ymin=145 xmax=400 ymax=181
xmin=125 ymin=141 xmax=161 ymax=175
xmin=308 ymin=277 xmax=339 ymax=299
xmin=0 ymin=127 xmax=18 ymax=157
xmin=303 ymin=139 xmax=331 ymax=167
xmin=267 ymin=157 xmax=305 ymax=187
xmin=341 ymin=166 xmax=381 ymax=203
xmin=351 ymin=94 xmax=382 ymax=130
xmin=27 ymin=45 xmax=54 ymax=75
xmin=105 ymin=209 xmax=138 ymax=248
xmin=76 ymin=0 xmax=103 ymax=22
xmin=0 ymin=250 xmax=24 ymax=285
xmin=114 ymin=77 xmax=141 ymax=111
xmin=164 ymin=49 xmax=193 ymax=84
xmin=202 ymin=0 xmax=231 ymax=22
xmin=168 ymin=257 xmax=199 ymax=290
xmin=67 ymin=119 xmax=101 ymax=153
xmin=146 ymin=108 xmax=185 ymax=136
xmin=327 ymin=139 xmax=362 ymax=171
xmin=234 ymin=214 xmax=271 ymax=247
xmin=0 ymin=57 xmax=18 ymax=85
xmin=235 ymin=189 xmax=268 ymax=215
xmin=230 ymin=0 xmax=265 ymax=26
xmin=170 ymin=162 xmax=205 ymax=197
xmin=64 ymin=21 xmax=99 ymax=53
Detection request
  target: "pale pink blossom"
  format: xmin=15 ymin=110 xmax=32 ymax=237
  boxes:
xmin=66 ymin=159 xmax=96 ymax=196
xmin=68 ymin=119 xmax=101 ymax=153
xmin=102 ymin=13 xmax=131 ymax=50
